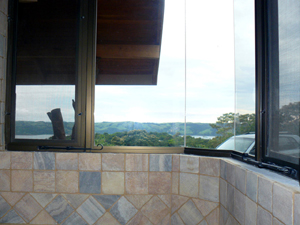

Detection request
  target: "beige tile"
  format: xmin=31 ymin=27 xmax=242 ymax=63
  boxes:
xmin=149 ymin=172 xmax=171 ymax=194
xmin=199 ymin=157 xmax=220 ymax=176
xmin=172 ymin=155 xmax=180 ymax=171
xmin=56 ymin=171 xmax=78 ymax=193
xmin=126 ymin=154 xmax=148 ymax=171
xmin=102 ymin=154 xmax=125 ymax=171
xmin=273 ymin=183 xmax=293 ymax=225
xmin=95 ymin=212 xmax=120 ymax=225
xmin=12 ymin=170 xmax=33 ymax=192
xmin=0 ymin=152 xmax=10 ymax=169
xmin=125 ymin=172 xmax=148 ymax=194
xmin=56 ymin=153 xmax=78 ymax=170
xmin=102 ymin=172 xmax=124 ymax=194
xmin=172 ymin=172 xmax=179 ymax=194
xmin=34 ymin=171 xmax=55 ymax=192
xmin=258 ymin=176 xmax=273 ymax=212
xmin=0 ymin=192 xmax=24 ymax=206
xmin=180 ymin=173 xmax=198 ymax=197
xmin=11 ymin=152 xmax=33 ymax=169
xmin=14 ymin=194 xmax=42 ymax=223
xmin=0 ymin=170 xmax=9 ymax=191
xmin=180 ymin=155 xmax=199 ymax=173
xmin=30 ymin=210 xmax=56 ymax=224
xmin=79 ymin=153 xmax=101 ymax=171
xmin=141 ymin=196 xmax=169 ymax=224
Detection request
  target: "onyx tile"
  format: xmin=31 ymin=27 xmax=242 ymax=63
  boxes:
xmin=34 ymin=152 xmax=55 ymax=170
xmin=177 ymin=200 xmax=203 ymax=225
xmin=62 ymin=212 xmax=88 ymax=225
xmin=95 ymin=212 xmax=120 ymax=225
xmin=0 ymin=209 xmax=25 ymax=224
xmin=14 ymin=194 xmax=42 ymax=223
xmin=110 ymin=196 xmax=138 ymax=225
xmin=171 ymin=213 xmax=184 ymax=225
xmin=93 ymin=195 xmax=121 ymax=210
xmin=193 ymin=198 xmax=218 ymax=217
xmin=45 ymin=195 xmax=74 ymax=224
xmin=125 ymin=195 xmax=152 ymax=209
xmin=30 ymin=210 xmax=57 ymax=225
xmin=77 ymin=196 xmax=105 ymax=225
xmin=0 ymin=195 xmax=11 ymax=218
xmin=149 ymin=154 xmax=172 ymax=171
xmin=62 ymin=194 xmax=89 ymax=209
xmin=30 ymin=193 xmax=57 ymax=208
xmin=180 ymin=155 xmax=199 ymax=173
xmin=140 ymin=196 xmax=169 ymax=224
xmin=199 ymin=175 xmax=219 ymax=202
xmin=79 ymin=171 xmax=101 ymax=194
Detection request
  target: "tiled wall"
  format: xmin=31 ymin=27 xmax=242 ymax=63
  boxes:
xmin=0 ymin=0 xmax=8 ymax=150
xmin=0 ymin=152 xmax=220 ymax=224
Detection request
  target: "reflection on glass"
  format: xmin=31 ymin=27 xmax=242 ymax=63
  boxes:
xmin=267 ymin=0 xmax=300 ymax=164
xmin=15 ymin=0 xmax=78 ymax=140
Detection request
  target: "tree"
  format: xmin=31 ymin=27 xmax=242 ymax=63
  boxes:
xmin=279 ymin=101 xmax=300 ymax=134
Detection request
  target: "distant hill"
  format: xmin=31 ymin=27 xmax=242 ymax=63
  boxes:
xmin=15 ymin=121 xmax=217 ymax=136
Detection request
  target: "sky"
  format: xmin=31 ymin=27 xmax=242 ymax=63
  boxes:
xmin=16 ymin=0 xmax=256 ymax=124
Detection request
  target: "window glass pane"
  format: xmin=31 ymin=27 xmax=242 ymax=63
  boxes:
xmin=94 ymin=0 xmax=185 ymax=147
xmin=267 ymin=0 xmax=300 ymax=165
xmin=15 ymin=0 xmax=78 ymax=140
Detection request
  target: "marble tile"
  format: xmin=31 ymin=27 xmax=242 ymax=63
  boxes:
xmin=14 ymin=194 xmax=42 ymax=223
xmin=220 ymin=205 xmax=229 ymax=225
xmin=62 ymin=194 xmax=89 ymax=209
xmin=110 ymin=196 xmax=138 ymax=225
xmin=141 ymin=196 xmax=169 ymax=224
xmin=30 ymin=193 xmax=57 ymax=208
xmin=272 ymin=183 xmax=293 ymax=225
xmin=56 ymin=171 xmax=78 ymax=193
xmin=226 ymin=162 xmax=235 ymax=186
xmin=125 ymin=172 xmax=148 ymax=194
xmin=172 ymin=154 xmax=180 ymax=171
xmin=102 ymin=172 xmax=124 ymax=194
xmin=0 ymin=152 xmax=10 ymax=169
xmin=45 ymin=195 xmax=74 ymax=224
xmin=158 ymin=214 xmax=170 ymax=225
xmin=11 ymin=152 xmax=33 ymax=169
xmin=62 ymin=212 xmax=88 ymax=225
xmin=199 ymin=220 xmax=208 ymax=225
xmin=246 ymin=171 xmax=258 ymax=202
xmin=0 ymin=169 xmax=10 ymax=191
xmin=257 ymin=176 xmax=273 ymax=212
xmin=179 ymin=173 xmax=198 ymax=197
xmin=199 ymin=175 xmax=219 ymax=202
xmin=0 ymin=195 xmax=11 ymax=218
xmin=77 ymin=197 xmax=106 ymax=225
xmin=125 ymin=195 xmax=152 ymax=209
xmin=150 ymin=154 xmax=172 ymax=171
xmin=56 ymin=153 xmax=78 ymax=170
xmin=126 ymin=154 xmax=148 ymax=171
xmin=171 ymin=213 xmax=184 ymax=225
xmin=30 ymin=210 xmax=57 ymax=225
xmin=273 ymin=217 xmax=284 ymax=225
xmin=171 ymin=195 xmax=188 ymax=214
xmin=34 ymin=152 xmax=55 ymax=170
xmin=294 ymin=194 xmax=300 ymax=225
xmin=149 ymin=172 xmax=171 ymax=194
xmin=127 ymin=211 xmax=153 ymax=225
xmin=206 ymin=207 xmax=219 ymax=225
xmin=34 ymin=171 xmax=55 ymax=192
xmin=245 ymin=197 xmax=257 ymax=225
xmin=199 ymin=157 xmax=220 ymax=176
xmin=234 ymin=188 xmax=245 ymax=225
xmin=225 ymin=214 xmax=240 ymax=225
xmin=177 ymin=200 xmax=203 ymax=225
xmin=93 ymin=195 xmax=121 ymax=210
xmin=180 ymin=155 xmax=199 ymax=173
xmin=158 ymin=195 xmax=171 ymax=208
xmin=193 ymin=198 xmax=218 ymax=217
xmin=172 ymin=172 xmax=179 ymax=194
xmin=102 ymin=154 xmax=125 ymax=171
xmin=79 ymin=171 xmax=101 ymax=194
xmin=226 ymin=183 xmax=234 ymax=215
xmin=1 ymin=192 xmax=24 ymax=206
xmin=257 ymin=206 xmax=272 ymax=225
xmin=79 ymin=153 xmax=101 ymax=171
xmin=95 ymin=212 xmax=120 ymax=225
xmin=220 ymin=178 xmax=227 ymax=207
xmin=0 ymin=209 xmax=25 ymax=224
xmin=11 ymin=170 xmax=33 ymax=192
xmin=235 ymin=166 xmax=246 ymax=194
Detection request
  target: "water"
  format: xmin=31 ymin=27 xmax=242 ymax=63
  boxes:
xmin=15 ymin=134 xmax=53 ymax=140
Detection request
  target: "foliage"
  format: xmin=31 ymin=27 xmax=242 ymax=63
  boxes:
xmin=279 ymin=101 xmax=300 ymax=135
